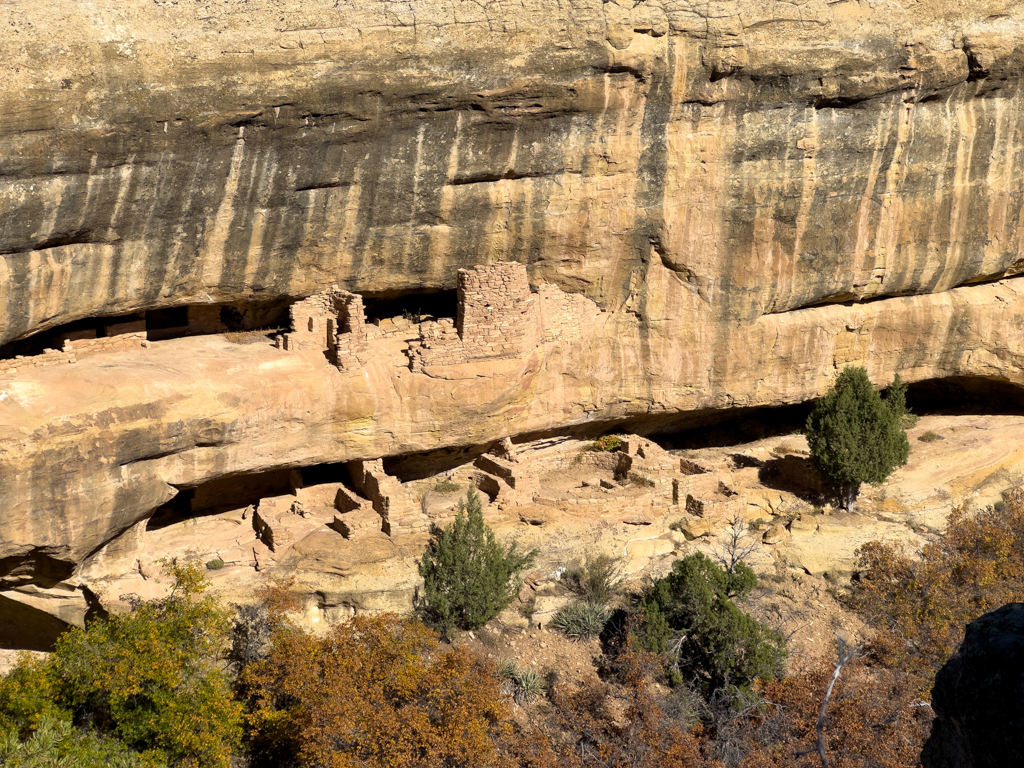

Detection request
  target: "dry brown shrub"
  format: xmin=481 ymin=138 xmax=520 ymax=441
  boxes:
xmin=736 ymin=660 xmax=931 ymax=768
xmin=498 ymin=647 xmax=722 ymax=768
xmin=223 ymin=329 xmax=279 ymax=345
xmin=849 ymin=489 xmax=1024 ymax=683
xmin=243 ymin=613 xmax=509 ymax=768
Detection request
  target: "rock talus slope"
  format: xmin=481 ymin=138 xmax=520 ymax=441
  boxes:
xmin=5 ymin=0 xmax=1024 ymax=633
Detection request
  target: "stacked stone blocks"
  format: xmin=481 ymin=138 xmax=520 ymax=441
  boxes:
xmin=1 ymin=330 xmax=148 ymax=378
xmin=274 ymin=262 xmax=602 ymax=374
xmin=277 ymin=286 xmax=369 ymax=371
xmin=347 ymin=458 xmax=430 ymax=536
xmin=409 ymin=262 xmax=535 ymax=370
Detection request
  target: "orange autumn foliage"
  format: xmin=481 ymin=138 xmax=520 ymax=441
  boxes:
xmin=738 ymin=660 xmax=931 ymax=768
xmin=849 ymin=488 xmax=1024 ymax=682
xmin=243 ymin=614 xmax=509 ymax=768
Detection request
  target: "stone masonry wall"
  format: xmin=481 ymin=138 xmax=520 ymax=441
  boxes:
xmin=347 ymin=458 xmax=429 ymax=536
xmin=409 ymin=262 xmax=537 ymax=371
xmin=1 ymin=331 xmax=148 ymax=379
xmin=278 ymin=286 xmax=368 ymax=371
xmin=277 ymin=264 xmax=601 ymax=374
xmin=280 ymin=291 xmax=338 ymax=353
xmin=457 ymin=262 xmax=532 ymax=354
xmin=331 ymin=292 xmax=369 ymax=372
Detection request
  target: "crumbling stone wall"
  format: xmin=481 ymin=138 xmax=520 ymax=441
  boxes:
xmin=278 ymin=263 xmax=602 ymax=374
xmin=280 ymin=289 xmax=339 ymax=353
xmin=409 ymin=262 xmax=537 ymax=370
xmin=1 ymin=330 xmax=148 ymax=378
xmin=277 ymin=286 xmax=368 ymax=371
xmin=331 ymin=292 xmax=370 ymax=372
xmin=72 ymin=331 xmax=148 ymax=358
xmin=347 ymin=458 xmax=429 ymax=535
xmin=473 ymin=453 xmax=539 ymax=506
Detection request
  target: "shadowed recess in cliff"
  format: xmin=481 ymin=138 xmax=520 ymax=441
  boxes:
xmin=0 ymin=311 xmax=147 ymax=359
xmin=538 ymin=376 xmax=1024 ymax=451
xmin=0 ymin=550 xmax=76 ymax=589
xmin=0 ymin=298 xmax=292 ymax=358
xmin=144 ymin=298 xmax=291 ymax=342
xmin=904 ymin=376 xmax=1024 ymax=415
xmin=382 ymin=442 xmax=493 ymax=482
xmin=147 ymin=468 xmax=298 ymax=530
xmin=146 ymin=461 xmax=374 ymax=531
xmin=0 ymin=592 xmax=75 ymax=652
xmin=767 ymin=270 xmax=1024 ymax=317
xmin=360 ymin=288 xmax=457 ymax=324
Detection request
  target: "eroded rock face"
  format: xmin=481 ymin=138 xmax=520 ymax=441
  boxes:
xmin=4 ymin=269 xmax=1024 ymax=589
xmin=3 ymin=1 xmax=1024 ymax=344
xmin=922 ymin=602 xmax=1024 ymax=768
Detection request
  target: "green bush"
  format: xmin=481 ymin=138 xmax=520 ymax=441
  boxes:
xmin=805 ymin=367 xmax=910 ymax=511
xmin=0 ymin=656 xmax=63 ymax=738
xmin=0 ymin=714 xmax=163 ymax=768
xmin=561 ymin=552 xmax=622 ymax=605
xmin=416 ymin=489 xmax=537 ymax=639
xmin=433 ymin=478 xmax=461 ymax=493
xmin=550 ymin=602 xmax=611 ymax=641
xmin=0 ymin=561 xmax=243 ymax=768
xmin=590 ymin=435 xmax=623 ymax=452
xmin=206 ymin=558 xmax=226 ymax=570
xmin=637 ymin=553 xmax=786 ymax=698
xmin=918 ymin=430 xmax=943 ymax=443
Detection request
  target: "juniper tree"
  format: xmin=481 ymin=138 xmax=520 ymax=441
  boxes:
xmin=805 ymin=366 xmax=910 ymax=512
xmin=638 ymin=552 xmax=787 ymax=699
xmin=416 ymin=488 xmax=536 ymax=639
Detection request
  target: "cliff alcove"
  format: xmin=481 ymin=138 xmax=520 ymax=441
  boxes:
xmin=143 ymin=298 xmax=291 ymax=341
xmin=361 ymin=288 xmax=459 ymax=325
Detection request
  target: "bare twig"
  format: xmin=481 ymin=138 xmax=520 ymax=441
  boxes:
xmin=712 ymin=515 xmax=760 ymax=574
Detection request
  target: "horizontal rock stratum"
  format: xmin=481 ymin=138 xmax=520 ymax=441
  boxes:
xmin=4 ymin=0 xmax=1024 ymax=632
xmin=3 ymin=271 xmax=1024 ymax=588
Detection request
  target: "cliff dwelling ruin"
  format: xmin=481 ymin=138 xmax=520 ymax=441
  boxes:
xmin=7 ymin=6 xmax=1024 ymax=726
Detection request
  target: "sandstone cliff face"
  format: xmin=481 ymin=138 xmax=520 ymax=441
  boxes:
xmin=3 ymin=0 xmax=1024 ymax=343
xmin=5 ymin=0 xmax=1024 ymax=633
xmin=3 ymin=272 xmax=1024 ymax=589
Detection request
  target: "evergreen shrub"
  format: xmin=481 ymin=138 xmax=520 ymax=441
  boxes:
xmin=638 ymin=553 xmax=786 ymax=697
xmin=805 ymin=366 xmax=910 ymax=511
xmin=416 ymin=488 xmax=537 ymax=638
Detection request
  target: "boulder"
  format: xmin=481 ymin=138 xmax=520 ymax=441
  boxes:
xmin=922 ymin=603 xmax=1024 ymax=768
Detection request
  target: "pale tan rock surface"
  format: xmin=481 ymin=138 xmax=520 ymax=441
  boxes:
xmin=3 ymin=0 xmax=1024 ymax=344
xmin=4 ymin=273 xmax=1024 ymax=591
